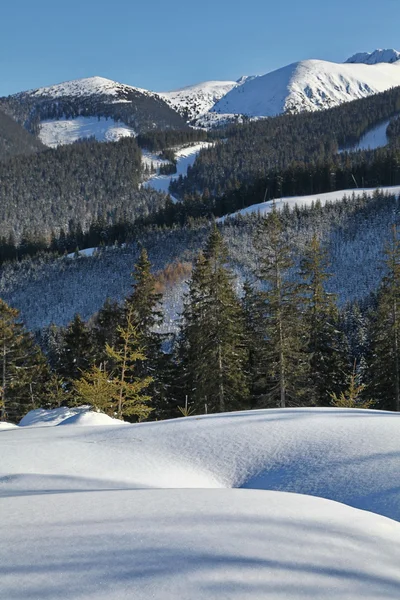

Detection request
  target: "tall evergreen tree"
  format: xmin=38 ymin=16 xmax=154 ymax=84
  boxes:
xmin=179 ymin=227 xmax=249 ymax=413
xmin=369 ymin=225 xmax=400 ymax=411
xmin=300 ymin=235 xmax=348 ymax=405
xmin=0 ymin=299 xmax=50 ymax=422
xmin=59 ymin=314 xmax=95 ymax=384
xmin=254 ymin=208 xmax=308 ymax=407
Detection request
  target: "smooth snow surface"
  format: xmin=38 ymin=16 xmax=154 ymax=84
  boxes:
xmin=58 ymin=411 xmax=127 ymax=427
xmin=19 ymin=406 xmax=93 ymax=427
xmin=218 ymin=185 xmax=400 ymax=222
xmin=2 ymin=407 xmax=400 ymax=519
xmin=0 ymin=422 xmax=18 ymax=429
xmin=160 ymin=80 xmax=237 ymax=121
xmin=2 ymin=408 xmax=400 ymax=599
xmin=39 ymin=116 xmax=136 ymax=147
xmin=2 ymin=489 xmax=400 ymax=600
xmin=143 ymin=142 xmax=212 ymax=199
xmin=212 ymin=59 xmax=400 ymax=117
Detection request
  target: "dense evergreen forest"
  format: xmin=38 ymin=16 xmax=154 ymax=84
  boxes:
xmin=2 ymin=217 xmax=400 ymax=424
xmin=169 ymin=86 xmax=400 ymax=200
xmin=0 ymin=107 xmax=44 ymax=160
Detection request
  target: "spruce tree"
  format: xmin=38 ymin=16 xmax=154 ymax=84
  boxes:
xmin=59 ymin=314 xmax=95 ymax=384
xmin=0 ymin=299 xmax=50 ymax=422
xmin=254 ymin=208 xmax=308 ymax=407
xmin=300 ymin=234 xmax=348 ymax=405
xmin=369 ymin=225 xmax=400 ymax=411
xmin=179 ymin=227 xmax=249 ymax=413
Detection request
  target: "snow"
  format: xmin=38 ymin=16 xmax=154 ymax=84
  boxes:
xmin=0 ymin=422 xmax=18 ymax=430
xmin=340 ymin=118 xmax=392 ymax=152
xmin=39 ymin=116 xmax=136 ymax=147
xmin=143 ymin=142 xmax=213 ymax=200
xmin=346 ymin=48 xmax=400 ymax=65
xmin=160 ymin=80 xmax=237 ymax=121
xmin=58 ymin=411 xmax=127 ymax=427
xmin=19 ymin=406 xmax=94 ymax=427
xmin=1 ymin=489 xmax=400 ymax=600
xmin=1 ymin=407 xmax=400 ymax=599
xmin=22 ymin=76 xmax=153 ymax=99
xmin=218 ymin=185 xmax=400 ymax=222
xmin=212 ymin=59 xmax=400 ymax=118
xmin=66 ymin=247 xmax=98 ymax=259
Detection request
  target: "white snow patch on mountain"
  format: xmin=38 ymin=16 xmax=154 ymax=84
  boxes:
xmin=340 ymin=118 xmax=392 ymax=152
xmin=38 ymin=116 xmax=136 ymax=147
xmin=23 ymin=76 xmax=153 ymax=99
xmin=160 ymin=80 xmax=237 ymax=121
xmin=346 ymin=48 xmax=400 ymax=65
xmin=218 ymin=185 xmax=400 ymax=222
xmin=212 ymin=59 xmax=400 ymax=118
xmin=143 ymin=142 xmax=213 ymax=200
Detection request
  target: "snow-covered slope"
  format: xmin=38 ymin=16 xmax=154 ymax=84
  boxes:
xmin=1 ymin=407 xmax=400 ymax=599
xmin=2 ymin=488 xmax=400 ymax=600
xmin=218 ymin=185 xmax=400 ymax=222
xmin=212 ymin=59 xmax=400 ymax=117
xmin=17 ymin=75 xmax=154 ymax=100
xmin=38 ymin=116 xmax=136 ymax=147
xmin=160 ymin=80 xmax=237 ymax=121
xmin=346 ymin=48 xmax=400 ymax=65
xmin=2 ymin=407 xmax=400 ymax=519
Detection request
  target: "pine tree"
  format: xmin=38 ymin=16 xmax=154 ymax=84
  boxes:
xmin=369 ymin=225 xmax=400 ymax=411
xmin=300 ymin=235 xmax=348 ymax=405
xmin=330 ymin=361 xmax=374 ymax=409
xmin=124 ymin=247 xmax=166 ymax=416
xmin=254 ymin=208 xmax=308 ymax=407
xmin=179 ymin=227 xmax=249 ymax=413
xmin=59 ymin=314 xmax=95 ymax=384
xmin=241 ymin=280 xmax=267 ymax=406
xmin=0 ymin=299 xmax=50 ymax=422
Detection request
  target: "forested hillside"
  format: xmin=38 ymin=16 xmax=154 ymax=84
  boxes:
xmin=0 ymin=137 xmax=167 ymax=242
xmin=170 ymin=86 xmax=400 ymax=200
xmin=0 ymin=107 xmax=44 ymax=160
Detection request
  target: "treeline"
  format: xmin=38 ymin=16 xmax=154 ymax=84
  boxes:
xmin=169 ymin=85 xmax=400 ymax=199
xmin=137 ymin=128 xmax=208 ymax=152
xmin=2 ymin=215 xmax=400 ymax=424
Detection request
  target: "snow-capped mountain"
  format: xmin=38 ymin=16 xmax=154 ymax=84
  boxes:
xmin=346 ymin=48 xmax=400 ymax=65
xmin=211 ymin=57 xmax=400 ymax=118
xmin=1 ymin=76 xmax=188 ymax=145
xmin=159 ymin=80 xmax=238 ymax=121
xmin=18 ymin=75 xmax=155 ymax=100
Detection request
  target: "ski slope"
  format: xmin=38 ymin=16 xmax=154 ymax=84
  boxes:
xmin=143 ymin=142 xmax=212 ymax=200
xmin=218 ymin=185 xmax=400 ymax=221
xmin=1 ymin=407 xmax=400 ymax=599
xmin=39 ymin=116 xmax=136 ymax=147
xmin=339 ymin=118 xmax=392 ymax=152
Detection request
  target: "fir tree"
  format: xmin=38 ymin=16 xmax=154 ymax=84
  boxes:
xmin=59 ymin=314 xmax=95 ymax=384
xmin=369 ymin=225 xmax=400 ymax=411
xmin=300 ymin=235 xmax=348 ymax=405
xmin=179 ymin=227 xmax=249 ymax=413
xmin=0 ymin=299 xmax=50 ymax=422
xmin=254 ymin=208 xmax=308 ymax=407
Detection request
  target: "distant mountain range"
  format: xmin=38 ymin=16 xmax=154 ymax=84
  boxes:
xmin=2 ymin=48 xmax=400 ymax=149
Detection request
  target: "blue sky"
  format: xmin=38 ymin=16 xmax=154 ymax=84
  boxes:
xmin=1 ymin=0 xmax=399 ymax=95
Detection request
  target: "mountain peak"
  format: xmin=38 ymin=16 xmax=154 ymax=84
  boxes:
xmin=345 ymin=49 xmax=400 ymax=65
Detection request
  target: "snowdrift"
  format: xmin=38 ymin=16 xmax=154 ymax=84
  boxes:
xmin=2 ymin=407 xmax=400 ymax=599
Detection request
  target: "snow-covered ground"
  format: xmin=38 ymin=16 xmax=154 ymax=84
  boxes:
xmin=211 ymin=58 xmax=400 ymax=117
xmin=143 ymin=142 xmax=213 ymax=200
xmin=39 ymin=116 xmax=136 ymax=147
xmin=218 ymin=185 xmax=400 ymax=222
xmin=340 ymin=118 xmax=394 ymax=152
xmin=160 ymin=80 xmax=237 ymax=121
xmin=1 ymin=407 xmax=400 ymax=599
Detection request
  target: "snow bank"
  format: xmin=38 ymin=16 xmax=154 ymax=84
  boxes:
xmin=3 ymin=407 xmax=400 ymax=520
xmin=19 ymin=406 xmax=93 ymax=427
xmin=0 ymin=422 xmax=18 ymax=430
xmin=218 ymin=185 xmax=400 ymax=222
xmin=1 ymin=489 xmax=400 ymax=600
xmin=58 ymin=411 xmax=127 ymax=427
